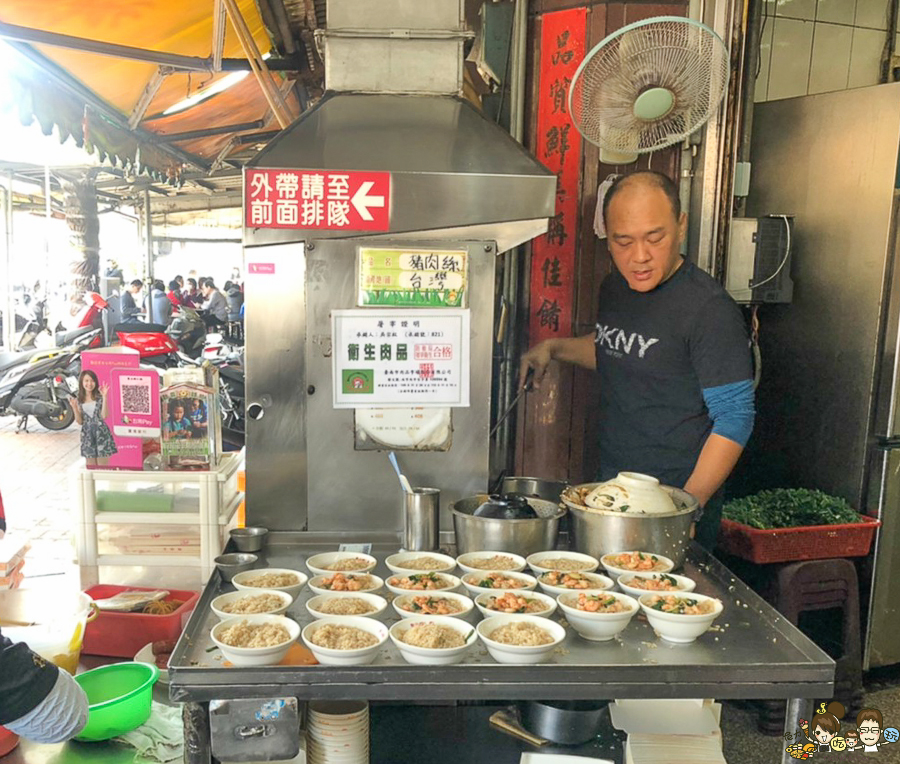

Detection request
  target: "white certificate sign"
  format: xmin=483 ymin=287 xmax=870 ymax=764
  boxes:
xmin=332 ymin=309 xmax=470 ymax=408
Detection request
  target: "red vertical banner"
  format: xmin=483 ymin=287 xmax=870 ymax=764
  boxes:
xmin=529 ymin=8 xmax=586 ymax=344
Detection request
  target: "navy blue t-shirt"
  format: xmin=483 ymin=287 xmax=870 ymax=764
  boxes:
xmin=594 ymin=259 xmax=752 ymax=487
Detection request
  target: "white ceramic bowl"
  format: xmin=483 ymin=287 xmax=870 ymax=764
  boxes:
xmin=305 ymin=592 xmax=389 ymax=620
xmin=616 ymin=572 xmax=696 ymax=599
xmin=388 ymin=618 xmax=477 ymax=665
xmin=211 ymin=589 xmax=294 ymax=621
xmin=557 ymin=591 xmax=639 ymax=641
xmin=301 ymin=616 xmax=389 ymax=665
xmin=455 ymin=551 xmax=527 ymax=576
xmin=638 ymin=592 xmax=724 ymax=644
xmin=384 ymin=572 xmax=461 ymax=597
xmin=210 ymin=614 xmax=300 ymax=667
xmin=306 ymin=551 xmax=378 ymax=577
xmin=308 ymin=573 xmax=384 ymax=596
xmin=535 ymin=570 xmax=614 ymax=598
xmin=525 ymin=551 xmax=600 ymax=576
xmin=384 ymin=551 xmax=457 ymax=575
xmin=391 ymin=591 xmax=475 ymax=621
xmin=231 ymin=568 xmax=308 ymax=600
xmin=476 ymin=614 xmax=566 ymax=664
xmin=600 ymin=551 xmax=675 ymax=580
xmin=474 ymin=589 xmax=557 ymax=619
xmin=460 ymin=570 xmax=537 ymax=597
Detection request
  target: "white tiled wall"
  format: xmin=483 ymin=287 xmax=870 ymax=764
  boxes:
xmin=754 ymin=0 xmax=891 ymax=102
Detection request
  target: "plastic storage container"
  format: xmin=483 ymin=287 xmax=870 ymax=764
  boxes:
xmin=82 ymin=584 xmax=198 ymax=657
xmin=717 ymin=515 xmax=881 ymax=564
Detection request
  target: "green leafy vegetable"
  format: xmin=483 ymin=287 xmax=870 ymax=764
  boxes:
xmin=723 ymin=488 xmax=860 ymax=530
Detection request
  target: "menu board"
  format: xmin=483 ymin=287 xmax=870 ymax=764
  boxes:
xmin=332 ymin=309 xmax=470 ymax=408
xmin=358 ymin=247 xmax=467 ymax=307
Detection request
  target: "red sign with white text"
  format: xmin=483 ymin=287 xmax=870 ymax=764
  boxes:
xmin=528 ymin=9 xmax=586 ymax=344
xmin=245 ymin=169 xmax=391 ymax=231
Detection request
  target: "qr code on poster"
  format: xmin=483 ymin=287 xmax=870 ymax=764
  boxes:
xmin=120 ymin=380 xmax=151 ymax=415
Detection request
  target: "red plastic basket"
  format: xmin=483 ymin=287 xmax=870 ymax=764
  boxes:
xmin=82 ymin=584 xmax=199 ymax=657
xmin=717 ymin=514 xmax=880 ymax=564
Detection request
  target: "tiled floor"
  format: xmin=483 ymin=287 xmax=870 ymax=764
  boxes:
xmin=0 ymin=415 xmax=80 ymax=581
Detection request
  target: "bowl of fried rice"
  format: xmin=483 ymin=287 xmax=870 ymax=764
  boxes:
xmin=301 ymin=616 xmax=389 ymax=665
xmin=476 ymin=614 xmax=565 ymax=664
xmin=232 ymin=568 xmax=308 ymax=599
xmin=388 ymin=619 xmax=477 ymax=665
xmin=211 ymin=590 xmax=294 ymax=621
xmin=210 ymin=614 xmax=300 ymax=666
xmin=305 ymin=592 xmax=388 ymax=620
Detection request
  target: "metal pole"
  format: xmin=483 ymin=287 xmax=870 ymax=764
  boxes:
xmin=44 ymin=165 xmax=51 ymax=301
xmin=509 ymin=0 xmax=528 ymax=143
xmin=144 ymin=188 xmax=153 ymax=280
xmin=2 ymin=175 xmax=15 ymax=349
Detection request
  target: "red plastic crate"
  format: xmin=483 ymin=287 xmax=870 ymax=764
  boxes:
xmin=82 ymin=584 xmax=199 ymax=657
xmin=717 ymin=514 xmax=880 ymax=564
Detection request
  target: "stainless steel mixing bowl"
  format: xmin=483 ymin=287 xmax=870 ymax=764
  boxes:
xmin=451 ymin=495 xmax=566 ymax=556
xmin=561 ymin=483 xmax=700 ymax=567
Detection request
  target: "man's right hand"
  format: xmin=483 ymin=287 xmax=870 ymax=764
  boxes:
xmin=519 ymin=341 xmax=554 ymax=390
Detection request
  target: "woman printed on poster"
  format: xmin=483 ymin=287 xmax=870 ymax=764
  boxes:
xmin=69 ymin=370 xmax=118 ymax=468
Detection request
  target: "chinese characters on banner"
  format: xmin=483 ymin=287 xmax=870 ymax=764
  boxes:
xmin=528 ymin=8 xmax=586 ymax=343
xmin=358 ymin=248 xmax=468 ymax=307
xmin=332 ymin=309 xmax=470 ymax=408
xmin=244 ymin=169 xmax=391 ymax=231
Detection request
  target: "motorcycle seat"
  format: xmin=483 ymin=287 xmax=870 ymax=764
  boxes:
xmin=55 ymin=325 xmax=94 ymax=346
xmin=115 ymin=321 xmax=169 ymax=335
xmin=0 ymin=350 xmax=41 ymax=373
xmin=218 ymin=366 xmax=244 ymax=382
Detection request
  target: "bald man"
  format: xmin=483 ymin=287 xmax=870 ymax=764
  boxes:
xmin=520 ymin=171 xmax=754 ymax=549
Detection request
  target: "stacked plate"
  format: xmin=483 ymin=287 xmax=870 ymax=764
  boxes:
xmin=306 ymin=700 xmax=369 ymax=764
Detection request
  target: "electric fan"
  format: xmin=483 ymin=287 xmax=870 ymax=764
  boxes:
xmin=568 ymin=16 xmax=730 ymax=164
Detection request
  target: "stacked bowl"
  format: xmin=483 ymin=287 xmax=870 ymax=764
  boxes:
xmin=306 ymin=700 xmax=369 ymax=764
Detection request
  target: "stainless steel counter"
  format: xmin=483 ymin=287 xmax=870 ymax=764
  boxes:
xmin=169 ymin=533 xmax=834 ymax=703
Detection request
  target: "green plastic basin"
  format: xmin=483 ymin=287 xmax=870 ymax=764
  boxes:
xmin=74 ymin=662 xmax=159 ymax=742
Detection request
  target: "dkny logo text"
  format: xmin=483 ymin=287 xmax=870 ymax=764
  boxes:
xmin=595 ymin=323 xmax=659 ymax=359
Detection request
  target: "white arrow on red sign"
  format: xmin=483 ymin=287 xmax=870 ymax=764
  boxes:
xmin=351 ymin=181 xmax=385 ymax=222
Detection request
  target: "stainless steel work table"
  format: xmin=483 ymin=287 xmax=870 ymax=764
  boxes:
xmin=168 ymin=533 xmax=834 ymax=763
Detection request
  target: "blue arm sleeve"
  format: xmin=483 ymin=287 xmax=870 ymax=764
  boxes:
xmin=702 ymin=379 xmax=755 ymax=447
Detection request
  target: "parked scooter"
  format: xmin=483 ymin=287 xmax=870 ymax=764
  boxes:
xmin=114 ymin=306 xmax=207 ymax=366
xmin=0 ymin=328 xmax=101 ymax=431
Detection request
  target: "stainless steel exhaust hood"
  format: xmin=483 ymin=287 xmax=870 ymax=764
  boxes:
xmin=244 ymin=0 xmax=555 ymax=253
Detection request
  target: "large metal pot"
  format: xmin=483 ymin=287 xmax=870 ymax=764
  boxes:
xmin=499 ymin=477 xmax=569 ymax=503
xmin=451 ymin=495 xmax=565 ymax=556
xmin=519 ymin=700 xmax=607 ymax=745
xmin=561 ymin=483 xmax=700 ymax=567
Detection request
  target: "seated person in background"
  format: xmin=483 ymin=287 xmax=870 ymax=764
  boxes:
xmin=120 ymin=279 xmax=143 ymax=321
xmin=164 ymin=403 xmax=192 ymax=439
xmin=187 ymin=398 xmax=208 ymax=439
xmin=200 ymin=280 xmax=228 ymax=329
xmin=223 ymin=281 xmax=244 ymax=322
xmin=166 ymin=279 xmax=184 ymax=307
xmin=0 ymin=628 xmax=89 ymax=743
xmin=145 ymin=280 xmax=172 ymax=325
xmin=183 ymin=277 xmax=200 ymax=307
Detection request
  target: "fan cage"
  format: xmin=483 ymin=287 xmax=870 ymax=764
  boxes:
xmin=568 ymin=16 xmax=730 ymax=154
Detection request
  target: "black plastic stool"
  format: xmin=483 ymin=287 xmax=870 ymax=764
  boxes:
xmin=755 ymin=558 xmax=863 ymax=735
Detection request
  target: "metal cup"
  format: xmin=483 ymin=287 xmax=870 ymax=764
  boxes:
xmin=403 ymin=488 xmax=440 ymax=551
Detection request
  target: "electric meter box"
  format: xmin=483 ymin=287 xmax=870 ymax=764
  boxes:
xmin=725 ymin=216 xmax=794 ymax=305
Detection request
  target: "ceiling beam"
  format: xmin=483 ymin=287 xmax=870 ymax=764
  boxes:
xmin=149 ymin=192 xmax=243 ymax=213
xmin=153 ymin=120 xmax=265 ymax=143
xmin=0 ymin=22 xmax=302 ymax=72
xmin=128 ymin=67 xmax=169 ymax=130
xmin=235 ymin=129 xmax=280 ymax=145
xmin=222 ymin=0 xmax=293 ymax=128
xmin=212 ymin=0 xmax=226 ymax=72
